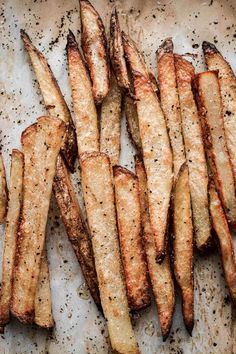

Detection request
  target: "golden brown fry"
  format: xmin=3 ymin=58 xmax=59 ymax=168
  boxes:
xmin=125 ymin=95 xmax=142 ymax=152
xmin=174 ymin=55 xmax=211 ymax=250
xmin=203 ymin=42 xmax=236 ymax=184
xmin=194 ymin=71 xmax=236 ymax=226
xmin=157 ymin=38 xmax=185 ymax=178
xmin=113 ymin=166 xmax=150 ymax=311
xmin=0 ymin=153 xmax=7 ymax=224
xmin=0 ymin=150 xmax=23 ymax=329
xmin=11 ymin=116 xmax=66 ymax=324
xmin=34 ymin=248 xmax=54 ymax=329
xmin=20 ymin=30 xmax=77 ymax=171
xmin=135 ymin=156 xmax=175 ymax=340
xmin=209 ymin=181 xmax=236 ymax=305
xmin=110 ymin=8 xmax=130 ymax=90
xmin=80 ymin=0 xmax=110 ymax=104
xmin=100 ymin=74 xmax=122 ymax=166
xmin=80 ymin=152 xmax=138 ymax=354
xmin=66 ymin=30 xmax=99 ymax=155
xmin=172 ymin=163 xmax=194 ymax=334
xmin=53 ymin=155 xmax=100 ymax=307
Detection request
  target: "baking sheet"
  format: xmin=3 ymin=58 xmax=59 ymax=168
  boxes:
xmin=0 ymin=0 xmax=236 ymax=353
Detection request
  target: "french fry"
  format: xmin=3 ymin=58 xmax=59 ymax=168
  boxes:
xmin=20 ymin=30 xmax=77 ymax=171
xmin=11 ymin=116 xmax=66 ymax=324
xmin=0 ymin=153 xmax=8 ymax=224
xmin=174 ymin=55 xmax=211 ymax=250
xmin=80 ymin=0 xmax=110 ymax=104
xmin=125 ymin=95 xmax=142 ymax=152
xmin=53 ymin=155 xmax=100 ymax=308
xmin=100 ymin=74 xmax=122 ymax=166
xmin=209 ymin=181 xmax=236 ymax=305
xmin=80 ymin=152 xmax=138 ymax=354
xmin=66 ymin=30 xmax=99 ymax=155
xmin=135 ymin=157 xmax=175 ymax=340
xmin=0 ymin=150 xmax=23 ymax=329
xmin=34 ymin=247 xmax=54 ymax=329
xmin=157 ymin=38 xmax=185 ymax=178
xmin=172 ymin=163 xmax=194 ymax=334
xmin=194 ymin=71 xmax=236 ymax=226
xmin=110 ymin=8 xmax=130 ymax=90
xmin=203 ymin=41 xmax=236 ymax=184
xmin=113 ymin=166 xmax=150 ymax=311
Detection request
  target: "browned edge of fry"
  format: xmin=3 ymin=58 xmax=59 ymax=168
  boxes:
xmin=0 ymin=153 xmax=8 ymax=224
xmin=124 ymin=95 xmax=142 ymax=152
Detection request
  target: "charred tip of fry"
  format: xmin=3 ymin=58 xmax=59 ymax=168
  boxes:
xmin=185 ymin=320 xmax=194 ymax=336
xmin=157 ymin=38 xmax=173 ymax=58
xmin=20 ymin=29 xmax=30 ymax=43
xmin=66 ymin=30 xmax=77 ymax=50
xmin=202 ymin=41 xmax=219 ymax=55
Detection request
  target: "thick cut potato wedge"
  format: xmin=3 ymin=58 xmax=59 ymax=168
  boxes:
xmin=203 ymin=41 xmax=236 ymax=185
xmin=125 ymin=95 xmax=142 ymax=152
xmin=11 ymin=116 xmax=66 ymax=324
xmin=172 ymin=163 xmax=194 ymax=334
xmin=135 ymin=157 xmax=175 ymax=340
xmin=0 ymin=154 xmax=8 ymax=224
xmin=80 ymin=0 xmax=110 ymax=104
xmin=66 ymin=30 xmax=99 ymax=155
xmin=157 ymin=38 xmax=185 ymax=178
xmin=209 ymin=181 xmax=236 ymax=305
xmin=100 ymin=74 xmax=122 ymax=166
xmin=110 ymin=8 xmax=130 ymax=90
xmin=174 ymin=55 xmax=211 ymax=250
xmin=80 ymin=152 xmax=138 ymax=354
xmin=53 ymin=155 xmax=100 ymax=307
xmin=20 ymin=30 xmax=77 ymax=171
xmin=113 ymin=166 xmax=150 ymax=311
xmin=0 ymin=150 xmax=23 ymax=329
xmin=194 ymin=71 xmax=236 ymax=226
xmin=34 ymin=247 xmax=54 ymax=328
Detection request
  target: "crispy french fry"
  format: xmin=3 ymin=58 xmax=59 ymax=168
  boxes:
xmin=11 ymin=116 xmax=66 ymax=324
xmin=80 ymin=152 xmax=138 ymax=354
xmin=203 ymin=41 xmax=236 ymax=185
xmin=110 ymin=8 xmax=130 ymax=90
xmin=194 ymin=71 xmax=236 ymax=226
xmin=34 ymin=247 xmax=54 ymax=329
xmin=0 ymin=153 xmax=8 ymax=224
xmin=209 ymin=181 xmax=236 ymax=305
xmin=113 ymin=166 xmax=150 ymax=311
xmin=157 ymin=38 xmax=185 ymax=178
xmin=80 ymin=0 xmax=110 ymax=104
xmin=0 ymin=150 xmax=23 ymax=329
xmin=125 ymin=95 xmax=142 ymax=152
xmin=20 ymin=30 xmax=77 ymax=171
xmin=100 ymin=74 xmax=122 ymax=166
xmin=135 ymin=156 xmax=175 ymax=340
xmin=172 ymin=163 xmax=194 ymax=334
xmin=53 ymin=155 xmax=100 ymax=307
xmin=66 ymin=30 xmax=99 ymax=155
xmin=174 ymin=55 xmax=211 ymax=250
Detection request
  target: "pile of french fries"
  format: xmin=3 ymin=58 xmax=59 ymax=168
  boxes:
xmin=0 ymin=0 xmax=236 ymax=352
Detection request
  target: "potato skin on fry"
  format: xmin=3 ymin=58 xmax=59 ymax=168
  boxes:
xmin=0 ymin=153 xmax=8 ymax=224
xmin=125 ymin=95 xmax=142 ymax=152
xmin=80 ymin=0 xmax=110 ymax=104
xmin=114 ymin=166 xmax=150 ymax=311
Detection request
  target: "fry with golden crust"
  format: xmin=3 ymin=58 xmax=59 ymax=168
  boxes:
xmin=0 ymin=153 xmax=7 ymax=224
xmin=20 ymin=30 xmax=77 ymax=171
xmin=203 ymin=41 xmax=236 ymax=184
xmin=100 ymin=74 xmax=122 ymax=166
xmin=125 ymin=95 xmax=142 ymax=152
xmin=80 ymin=152 xmax=138 ymax=354
xmin=113 ymin=166 xmax=150 ymax=311
xmin=66 ymin=30 xmax=99 ymax=155
xmin=194 ymin=71 xmax=236 ymax=226
xmin=135 ymin=156 xmax=175 ymax=340
xmin=34 ymin=247 xmax=54 ymax=329
xmin=53 ymin=155 xmax=100 ymax=307
xmin=174 ymin=55 xmax=211 ymax=250
xmin=209 ymin=181 xmax=236 ymax=305
xmin=80 ymin=0 xmax=110 ymax=104
xmin=11 ymin=116 xmax=66 ymax=324
xmin=157 ymin=38 xmax=185 ymax=178
xmin=0 ymin=150 xmax=23 ymax=329
xmin=110 ymin=8 xmax=130 ymax=90
xmin=172 ymin=163 xmax=194 ymax=334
